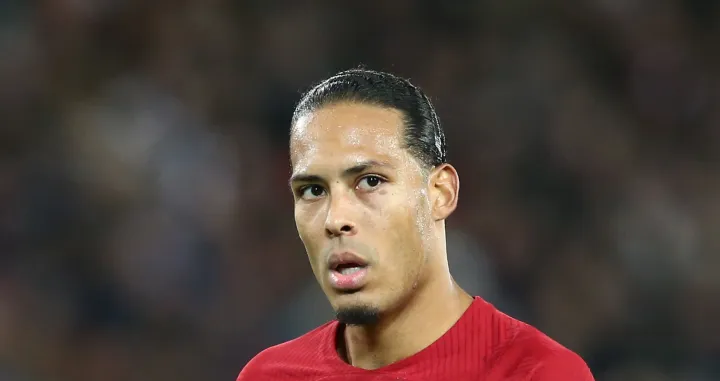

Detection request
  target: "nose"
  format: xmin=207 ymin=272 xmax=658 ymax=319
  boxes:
xmin=324 ymin=193 xmax=357 ymax=238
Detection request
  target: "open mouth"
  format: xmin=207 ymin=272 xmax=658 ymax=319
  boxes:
xmin=333 ymin=262 xmax=367 ymax=275
xmin=327 ymin=253 xmax=370 ymax=290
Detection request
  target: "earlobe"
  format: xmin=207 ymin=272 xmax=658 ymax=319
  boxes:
xmin=430 ymin=164 xmax=460 ymax=221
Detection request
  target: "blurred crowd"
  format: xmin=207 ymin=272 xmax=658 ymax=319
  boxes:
xmin=1 ymin=1 xmax=719 ymax=380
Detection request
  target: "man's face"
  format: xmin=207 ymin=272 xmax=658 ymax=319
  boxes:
xmin=289 ymin=102 xmax=435 ymax=321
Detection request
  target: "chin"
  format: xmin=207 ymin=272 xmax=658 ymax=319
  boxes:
xmin=335 ymin=303 xmax=381 ymax=326
xmin=331 ymin=293 xmax=382 ymax=326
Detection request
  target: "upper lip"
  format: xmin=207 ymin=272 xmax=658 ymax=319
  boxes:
xmin=328 ymin=252 xmax=368 ymax=271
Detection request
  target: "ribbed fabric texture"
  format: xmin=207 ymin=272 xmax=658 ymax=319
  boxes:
xmin=237 ymin=297 xmax=594 ymax=380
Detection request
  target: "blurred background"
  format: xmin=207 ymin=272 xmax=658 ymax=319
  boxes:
xmin=1 ymin=0 xmax=719 ymax=380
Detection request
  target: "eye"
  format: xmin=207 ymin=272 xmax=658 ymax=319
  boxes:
xmin=357 ymin=175 xmax=384 ymax=191
xmin=299 ymin=185 xmax=326 ymax=200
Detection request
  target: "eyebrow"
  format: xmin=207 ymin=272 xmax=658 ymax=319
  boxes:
xmin=289 ymin=160 xmax=393 ymax=186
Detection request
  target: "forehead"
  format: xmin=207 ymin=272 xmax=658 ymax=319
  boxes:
xmin=290 ymin=102 xmax=406 ymax=167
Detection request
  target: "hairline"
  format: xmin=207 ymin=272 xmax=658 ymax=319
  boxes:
xmin=290 ymin=100 xmax=436 ymax=174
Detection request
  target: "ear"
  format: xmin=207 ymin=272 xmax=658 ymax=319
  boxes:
xmin=428 ymin=163 xmax=460 ymax=221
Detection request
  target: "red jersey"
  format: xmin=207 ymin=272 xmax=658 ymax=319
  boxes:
xmin=237 ymin=297 xmax=594 ymax=380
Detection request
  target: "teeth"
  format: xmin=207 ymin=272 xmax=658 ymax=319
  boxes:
xmin=339 ymin=267 xmax=362 ymax=275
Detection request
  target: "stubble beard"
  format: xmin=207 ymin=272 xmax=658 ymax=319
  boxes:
xmin=336 ymin=304 xmax=381 ymax=326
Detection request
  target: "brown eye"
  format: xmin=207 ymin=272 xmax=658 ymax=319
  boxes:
xmin=300 ymin=185 xmax=326 ymax=200
xmin=357 ymin=175 xmax=383 ymax=191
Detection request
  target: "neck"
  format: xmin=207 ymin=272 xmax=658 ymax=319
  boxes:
xmin=339 ymin=268 xmax=473 ymax=370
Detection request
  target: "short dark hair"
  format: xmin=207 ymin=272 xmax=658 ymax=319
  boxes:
xmin=291 ymin=68 xmax=447 ymax=168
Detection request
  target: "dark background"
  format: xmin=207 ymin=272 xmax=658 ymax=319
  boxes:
xmin=1 ymin=1 xmax=719 ymax=380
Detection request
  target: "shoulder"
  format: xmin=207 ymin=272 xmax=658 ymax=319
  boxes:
xmin=237 ymin=321 xmax=338 ymax=381
xmin=486 ymin=306 xmax=594 ymax=380
xmin=525 ymin=348 xmax=595 ymax=381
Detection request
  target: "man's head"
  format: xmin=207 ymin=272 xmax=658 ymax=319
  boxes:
xmin=289 ymin=69 xmax=459 ymax=326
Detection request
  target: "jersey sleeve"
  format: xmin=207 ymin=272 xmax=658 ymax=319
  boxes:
xmin=236 ymin=348 xmax=284 ymax=381
xmin=529 ymin=350 xmax=595 ymax=381
xmin=236 ymin=354 xmax=269 ymax=381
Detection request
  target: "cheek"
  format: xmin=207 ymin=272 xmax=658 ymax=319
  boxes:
xmin=394 ymin=193 xmax=433 ymax=263
xmin=294 ymin=210 xmax=308 ymax=240
xmin=413 ymin=193 xmax=434 ymax=242
xmin=378 ymin=198 xmax=428 ymax=262
xmin=377 ymin=188 xmax=430 ymax=232
xmin=295 ymin=218 xmax=325 ymax=277
xmin=295 ymin=208 xmax=324 ymax=253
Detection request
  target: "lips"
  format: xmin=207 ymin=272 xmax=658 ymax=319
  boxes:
xmin=327 ymin=252 xmax=369 ymax=291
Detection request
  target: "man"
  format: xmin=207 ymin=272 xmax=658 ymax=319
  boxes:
xmin=237 ymin=68 xmax=594 ymax=380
